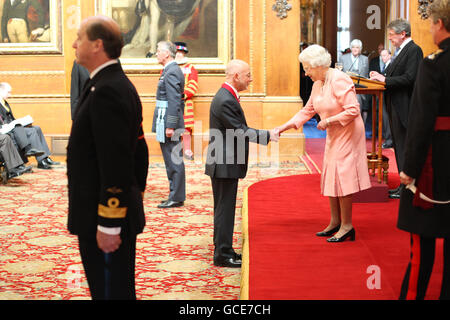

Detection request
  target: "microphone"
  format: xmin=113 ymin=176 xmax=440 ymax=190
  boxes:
xmin=367 ymin=50 xmax=376 ymax=59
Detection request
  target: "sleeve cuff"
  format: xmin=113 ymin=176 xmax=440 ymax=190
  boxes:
xmin=97 ymin=225 xmax=121 ymax=235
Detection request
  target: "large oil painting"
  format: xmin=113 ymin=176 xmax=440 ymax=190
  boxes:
xmin=96 ymin=0 xmax=232 ymax=71
xmin=0 ymin=0 xmax=62 ymax=54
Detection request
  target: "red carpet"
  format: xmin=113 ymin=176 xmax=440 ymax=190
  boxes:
xmin=242 ymin=171 xmax=445 ymax=300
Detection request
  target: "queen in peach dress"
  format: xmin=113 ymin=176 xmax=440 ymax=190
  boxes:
xmin=291 ymin=68 xmax=371 ymax=197
xmin=277 ymin=44 xmax=370 ymax=242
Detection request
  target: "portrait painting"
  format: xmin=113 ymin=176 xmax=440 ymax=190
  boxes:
xmin=96 ymin=0 xmax=232 ymax=72
xmin=0 ymin=0 xmax=62 ymax=54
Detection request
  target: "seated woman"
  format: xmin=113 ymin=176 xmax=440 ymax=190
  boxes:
xmin=276 ymin=44 xmax=371 ymax=242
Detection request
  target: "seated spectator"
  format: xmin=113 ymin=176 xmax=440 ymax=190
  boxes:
xmin=0 ymin=133 xmax=32 ymax=180
xmin=0 ymin=82 xmax=59 ymax=169
xmin=339 ymin=39 xmax=370 ymax=131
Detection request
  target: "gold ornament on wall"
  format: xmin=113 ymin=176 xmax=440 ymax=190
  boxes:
xmin=418 ymin=0 xmax=434 ymax=19
xmin=273 ymin=0 xmax=292 ymax=19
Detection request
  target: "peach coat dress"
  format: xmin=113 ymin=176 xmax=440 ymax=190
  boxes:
xmin=290 ymin=68 xmax=371 ymax=197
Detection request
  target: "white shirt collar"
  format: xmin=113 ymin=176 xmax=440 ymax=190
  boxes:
xmin=90 ymin=59 xmax=118 ymax=79
xmin=224 ymin=82 xmax=240 ymax=99
xmin=164 ymin=60 xmax=177 ymax=69
xmin=397 ymin=37 xmax=412 ymax=55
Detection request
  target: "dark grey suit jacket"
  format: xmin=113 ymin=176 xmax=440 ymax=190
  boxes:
xmin=205 ymin=86 xmax=270 ymax=179
xmin=151 ymin=61 xmax=185 ymax=132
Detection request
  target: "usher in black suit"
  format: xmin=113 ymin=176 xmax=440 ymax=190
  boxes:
xmin=67 ymin=61 xmax=149 ymax=299
xmin=205 ymin=83 xmax=270 ymax=265
xmin=384 ymin=39 xmax=423 ymax=173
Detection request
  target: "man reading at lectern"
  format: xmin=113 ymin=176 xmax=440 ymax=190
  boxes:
xmin=370 ymin=19 xmax=423 ymax=199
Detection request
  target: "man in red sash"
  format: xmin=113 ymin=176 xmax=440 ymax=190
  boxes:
xmin=205 ymin=60 xmax=278 ymax=267
xmin=397 ymin=0 xmax=450 ymax=300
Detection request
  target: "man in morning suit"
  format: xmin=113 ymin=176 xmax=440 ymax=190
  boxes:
xmin=68 ymin=15 xmax=149 ymax=300
xmin=370 ymin=19 xmax=423 ymax=199
xmin=152 ymin=40 xmax=186 ymax=209
xmin=205 ymin=60 xmax=278 ymax=268
xmin=397 ymin=0 xmax=450 ymax=300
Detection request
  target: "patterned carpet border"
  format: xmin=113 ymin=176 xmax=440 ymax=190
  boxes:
xmin=0 ymin=160 xmax=307 ymax=300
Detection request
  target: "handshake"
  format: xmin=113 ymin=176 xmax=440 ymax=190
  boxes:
xmin=269 ymin=127 xmax=281 ymax=142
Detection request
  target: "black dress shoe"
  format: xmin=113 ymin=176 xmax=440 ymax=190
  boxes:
xmin=389 ymin=190 xmax=401 ymax=199
xmin=7 ymin=166 xmax=25 ymax=179
xmin=23 ymin=165 xmax=33 ymax=173
xmin=327 ymin=228 xmax=356 ymax=242
xmin=157 ymin=200 xmax=184 ymax=208
xmin=382 ymin=141 xmax=393 ymax=148
xmin=214 ymin=256 xmax=242 ymax=268
xmin=388 ymin=186 xmax=400 ymax=194
xmin=316 ymin=225 xmax=340 ymax=237
xmin=25 ymin=148 xmax=45 ymax=157
xmin=45 ymin=157 xmax=60 ymax=165
xmin=37 ymin=160 xmax=51 ymax=169
xmin=17 ymin=165 xmax=33 ymax=173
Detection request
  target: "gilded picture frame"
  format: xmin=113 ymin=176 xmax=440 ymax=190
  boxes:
xmin=96 ymin=0 xmax=232 ymax=73
xmin=300 ymin=0 xmax=323 ymax=46
xmin=0 ymin=0 xmax=62 ymax=55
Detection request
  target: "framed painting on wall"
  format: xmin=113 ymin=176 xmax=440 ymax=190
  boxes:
xmin=0 ymin=0 xmax=62 ymax=55
xmin=96 ymin=0 xmax=232 ymax=73
xmin=300 ymin=0 xmax=323 ymax=47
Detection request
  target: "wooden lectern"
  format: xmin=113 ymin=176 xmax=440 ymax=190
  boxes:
xmin=350 ymin=75 xmax=387 ymax=183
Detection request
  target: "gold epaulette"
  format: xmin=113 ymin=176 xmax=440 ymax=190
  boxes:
xmin=428 ymin=49 xmax=444 ymax=60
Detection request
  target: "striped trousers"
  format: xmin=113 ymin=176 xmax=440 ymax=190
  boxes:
xmin=400 ymin=234 xmax=450 ymax=300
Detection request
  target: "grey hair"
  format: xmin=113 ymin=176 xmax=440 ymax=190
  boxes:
xmin=387 ymin=18 xmax=411 ymax=37
xmin=298 ymin=44 xmax=332 ymax=68
xmin=350 ymin=39 xmax=363 ymax=49
xmin=0 ymin=82 xmax=11 ymax=90
xmin=428 ymin=0 xmax=450 ymax=32
xmin=157 ymin=40 xmax=177 ymax=58
xmin=0 ymin=82 xmax=11 ymax=95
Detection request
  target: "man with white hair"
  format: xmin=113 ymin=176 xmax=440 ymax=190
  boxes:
xmin=339 ymin=39 xmax=370 ymax=125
